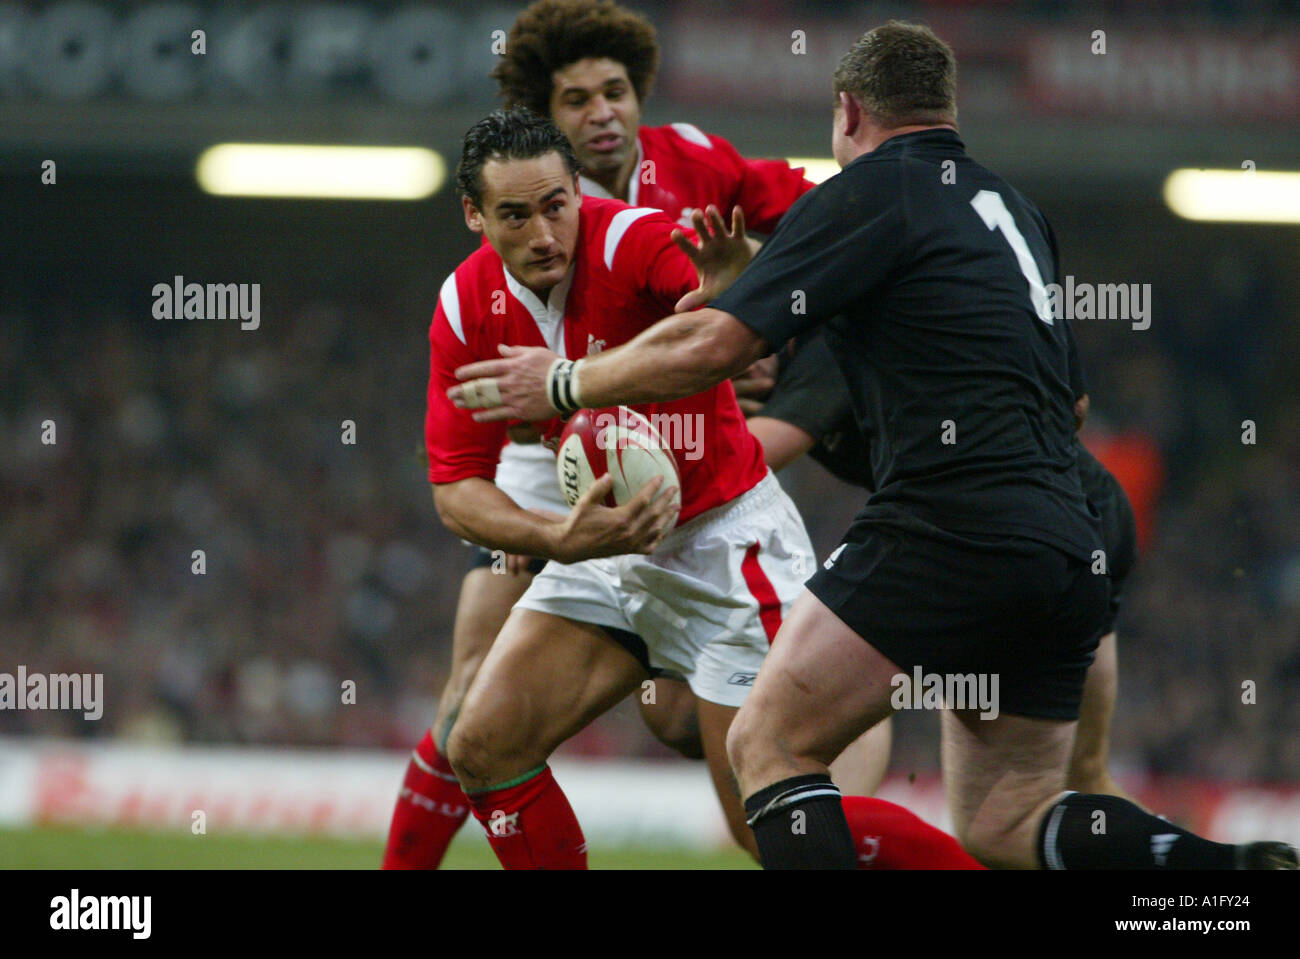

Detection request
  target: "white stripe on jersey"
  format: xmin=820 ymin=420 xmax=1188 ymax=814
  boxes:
xmin=670 ymin=122 xmax=712 ymax=149
xmin=439 ymin=273 xmax=465 ymax=345
xmin=603 ymin=207 xmax=659 ymax=271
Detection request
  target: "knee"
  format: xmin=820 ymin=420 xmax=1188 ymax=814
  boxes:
xmin=445 ymin=709 xmax=524 ymax=790
xmin=444 ymin=717 xmax=492 ymax=788
xmin=725 ymin=706 xmax=763 ymax=781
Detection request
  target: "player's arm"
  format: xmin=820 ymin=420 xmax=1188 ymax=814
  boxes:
xmin=451 ymin=169 xmax=900 ymax=420
xmin=426 ymin=292 xmax=673 ymax=559
xmin=596 ymin=306 xmax=769 ymax=403
xmin=740 ymin=331 xmax=849 ymax=470
xmin=433 ymin=478 xmax=561 ymax=553
xmin=746 ymin=417 xmax=816 ymax=471
xmin=731 ymin=353 xmax=780 ymax=414
xmin=433 ymin=473 xmax=674 ymax=563
xmin=730 ymin=350 xmax=824 ymax=469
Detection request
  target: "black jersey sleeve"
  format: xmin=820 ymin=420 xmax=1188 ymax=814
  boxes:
xmin=712 ymin=160 xmax=905 ymax=349
xmin=760 ymin=331 xmax=851 ymax=440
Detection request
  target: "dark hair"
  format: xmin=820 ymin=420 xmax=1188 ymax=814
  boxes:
xmin=455 ymin=107 xmax=581 ymax=208
xmin=832 ymin=21 xmax=957 ymax=128
xmin=492 ymin=0 xmax=660 ymax=118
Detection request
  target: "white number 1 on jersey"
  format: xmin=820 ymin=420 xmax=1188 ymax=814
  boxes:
xmin=970 ymin=189 xmax=1054 ymax=325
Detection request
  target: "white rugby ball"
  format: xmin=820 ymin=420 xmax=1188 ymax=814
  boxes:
xmin=555 ymin=406 xmax=682 ymax=520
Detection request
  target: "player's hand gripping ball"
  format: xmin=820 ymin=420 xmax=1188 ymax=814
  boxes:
xmin=556 ymin=407 xmax=682 ymax=521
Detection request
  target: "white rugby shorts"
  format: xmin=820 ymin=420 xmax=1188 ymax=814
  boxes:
xmin=514 ymin=471 xmax=815 ymax=707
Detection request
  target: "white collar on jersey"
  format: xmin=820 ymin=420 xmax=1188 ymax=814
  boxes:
xmin=578 ymin=137 xmax=643 ymax=205
xmin=502 ymin=260 xmax=574 ymax=358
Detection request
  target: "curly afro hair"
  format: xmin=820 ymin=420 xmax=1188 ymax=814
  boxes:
xmin=492 ymin=0 xmax=660 ymax=118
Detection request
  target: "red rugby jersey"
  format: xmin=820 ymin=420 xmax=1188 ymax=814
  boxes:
xmin=579 ymin=122 xmax=815 ymax=233
xmin=425 ymin=196 xmax=768 ymax=524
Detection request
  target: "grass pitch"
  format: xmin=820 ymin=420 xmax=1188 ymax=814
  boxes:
xmin=0 ymin=826 xmax=756 ymax=870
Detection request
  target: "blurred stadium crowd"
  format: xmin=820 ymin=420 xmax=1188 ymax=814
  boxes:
xmin=2 ymin=0 xmax=1297 ymax=788
xmin=2 ymin=252 xmax=1297 ymax=779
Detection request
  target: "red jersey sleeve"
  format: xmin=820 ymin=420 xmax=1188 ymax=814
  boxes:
xmin=608 ymin=209 xmax=699 ymax=315
xmin=424 ymin=276 xmax=509 ymax=485
xmin=709 ymin=133 xmax=815 ymax=234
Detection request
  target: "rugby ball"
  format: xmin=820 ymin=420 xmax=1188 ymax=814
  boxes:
xmin=556 ymin=406 xmax=682 ymax=520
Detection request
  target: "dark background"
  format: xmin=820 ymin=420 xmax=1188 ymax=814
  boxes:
xmin=2 ymin=0 xmax=1298 ymax=782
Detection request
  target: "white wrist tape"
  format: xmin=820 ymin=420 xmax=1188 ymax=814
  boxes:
xmin=546 ymin=358 xmax=585 ymax=414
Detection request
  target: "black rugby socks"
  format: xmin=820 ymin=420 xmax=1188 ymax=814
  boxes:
xmin=1038 ymin=792 xmax=1236 ymax=869
xmin=743 ymin=773 xmax=857 ymax=869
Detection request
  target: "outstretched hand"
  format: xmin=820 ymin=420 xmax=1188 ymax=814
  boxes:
xmin=673 ymin=204 xmax=751 ymax=313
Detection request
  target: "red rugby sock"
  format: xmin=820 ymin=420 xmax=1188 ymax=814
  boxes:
xmin=844 ymin=795 xmax=986 ymax=870
xmin=381 ymin=729 xmax=470 ymax=870
xmin=467 ymin=766 xmax=588 ymax=870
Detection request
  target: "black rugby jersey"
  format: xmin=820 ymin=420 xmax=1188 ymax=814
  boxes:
xmin=714 ymin=128 xmax=1100 ymax=560
xmin=760 ymin=330 xmax=875 ymax=490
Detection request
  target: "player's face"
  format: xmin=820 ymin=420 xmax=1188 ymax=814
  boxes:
xmin=465 ymin=152 xmax=582 ymax=297
xmin=549 ymin=57 xmax=641 ymax=179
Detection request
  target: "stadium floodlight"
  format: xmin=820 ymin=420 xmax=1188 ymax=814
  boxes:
xmin=196 ymin=144 xmax=446 ymax=199
xmin=787 ymin=158 xmax=840 ymax=185
xmin=1163 ymin=168 xmax=1300 ymax=224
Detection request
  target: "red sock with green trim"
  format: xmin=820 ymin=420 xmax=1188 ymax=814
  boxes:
xmin=381 ymin=729 xmax=470 ymax=870
xmin=467 ymin=766 xmax=588 ymax=870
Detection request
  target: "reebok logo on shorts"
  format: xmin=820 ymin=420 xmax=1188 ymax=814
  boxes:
xmin=727 ymin=672 xmax=757 ymax=686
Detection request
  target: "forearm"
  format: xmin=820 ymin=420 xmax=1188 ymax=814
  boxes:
xmin=746 ymin=416 xmax=817 ymax=472
xmin=432 ymin=477 xmax=560 ymax=559
xmin=576 ymin=308 xmax=767 ymax=407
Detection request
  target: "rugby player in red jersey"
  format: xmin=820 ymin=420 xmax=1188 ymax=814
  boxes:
xmin=386 ymin=0 xmax=896 ymax=869
xmin=422 ymin=107 xmax=814 ymax=866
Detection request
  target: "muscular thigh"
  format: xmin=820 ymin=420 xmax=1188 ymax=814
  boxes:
xmin=454 ymin=608 xmax=645 ymax=784
xmin=742 ymin=590 xmax=899 ymax=767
